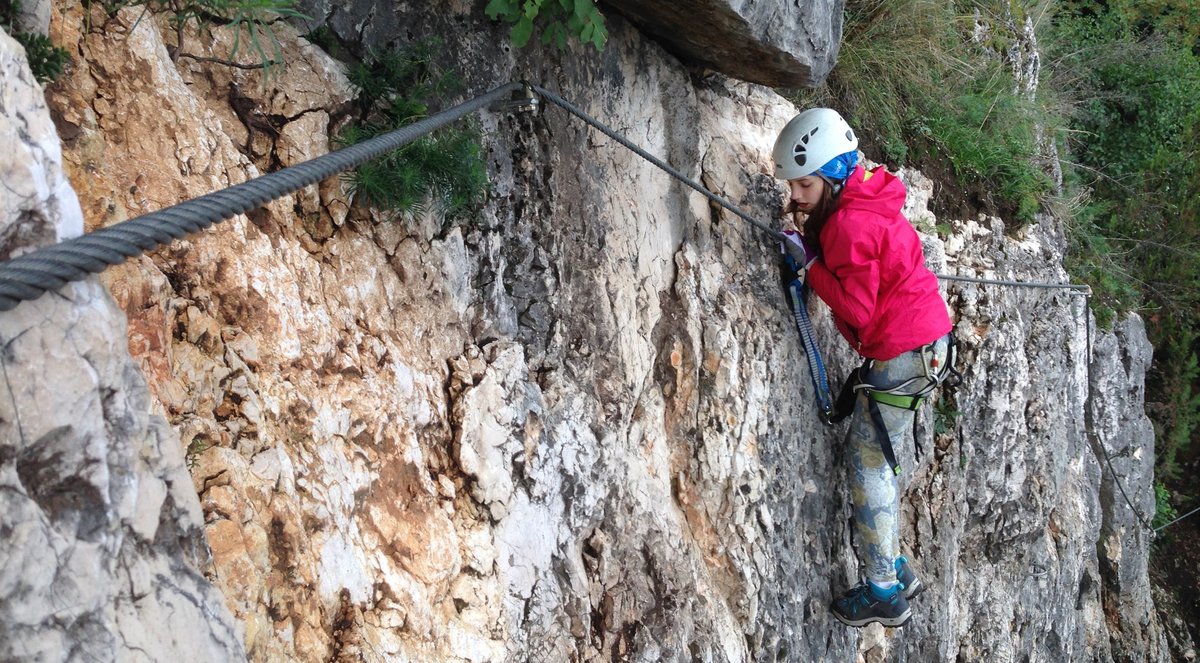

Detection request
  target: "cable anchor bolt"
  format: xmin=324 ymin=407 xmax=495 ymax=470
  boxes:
xmin=496 ymin=82 xmax=541 ymax=114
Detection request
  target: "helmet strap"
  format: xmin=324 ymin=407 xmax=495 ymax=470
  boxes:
xmin=817 ymin=173 xmax=845 ymax=197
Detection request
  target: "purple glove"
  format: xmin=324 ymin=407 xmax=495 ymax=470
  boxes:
xmin=781 ymin=230 xmax=817 ymax=270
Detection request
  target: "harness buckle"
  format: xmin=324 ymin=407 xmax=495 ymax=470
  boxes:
xmin=820 ymin=408 xmax=838 ymax=427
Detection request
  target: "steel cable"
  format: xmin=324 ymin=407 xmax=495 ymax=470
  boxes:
xmin=532 ymin=84 xmax=1090 ymax=295
xmin=0 ymin=81 xmax=523 ymax=311
xmin=1 ymin=81 xmax=1093 ymax=309
xmin=1155 ymin=505 xmax=1200 ymax=534
xmin=939 ymin=273 xmax=1091 ymax=294
xmin=0 ymin=79 xmax=1164 ymax=534
xmin=530 ymin=84 xmax=788 ymax=242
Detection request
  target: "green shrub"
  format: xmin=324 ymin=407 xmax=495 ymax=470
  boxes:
xmin=301 ymin=25 xmax=345 ymax=59
xmin=934 ymin=396 xmax=962 ymax=436
xmin=179 ymin=0 xmax=306 ymax=68
xmin=788 ymin=0 xmax=1057 ymax=225
xmin=484 ymin=0 xmax=607 ymax=50
xmin=1153 ymin=481 xmax=1180 ymax=530
xmin=185 ymin=435 xmax=212 ymax=470
xmin=337 ymin=40 xmax=488 ymax=219
xmin=916 ymin=78 xmax=1055 ymax=224
xmin=12 ymin=29 xmax=70 ymax=82
xmin=1 ymin=0 xmax=71 ymax=83
xmin=1051 ymin=1 xmax=1200 ymax=484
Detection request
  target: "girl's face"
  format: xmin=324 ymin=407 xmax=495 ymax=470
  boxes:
xmin=788 ymin=176 xmax=826 ymax=213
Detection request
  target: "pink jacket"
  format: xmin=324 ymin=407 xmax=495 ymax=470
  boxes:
xmin=806 ymin=165 xmax=951 ymax=360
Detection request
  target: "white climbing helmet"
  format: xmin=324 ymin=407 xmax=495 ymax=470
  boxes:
xmin=772 ymin=108 xmax=859 ymax=180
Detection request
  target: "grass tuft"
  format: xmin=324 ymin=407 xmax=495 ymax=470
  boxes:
xmin=336 ymin=39 xmax=487 ymax=220
xmin=787 ymin=0 xmax=1059 ymax=225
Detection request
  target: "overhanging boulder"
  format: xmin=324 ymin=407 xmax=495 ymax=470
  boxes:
xmin=604 ymin=0 xmax=843 ymax=87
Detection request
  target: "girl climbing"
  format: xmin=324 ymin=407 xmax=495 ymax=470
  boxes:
xmin=771 ymin=108 xmax=954 ymax=628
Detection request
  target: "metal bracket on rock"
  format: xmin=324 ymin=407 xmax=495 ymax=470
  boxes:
xmin=494 ymin=82 xmax=541 ymax=114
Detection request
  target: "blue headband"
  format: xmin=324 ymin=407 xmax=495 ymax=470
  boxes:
xmin=817 ymin=150 xmax=859 ymax=183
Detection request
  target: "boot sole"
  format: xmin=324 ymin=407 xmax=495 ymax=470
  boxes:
xmin=832 ymin=607 xmax=913 ymax=628
xmin=903 ymin=578 xmax=924 ymax=600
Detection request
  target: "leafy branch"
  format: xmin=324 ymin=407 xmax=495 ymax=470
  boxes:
xmin=1 ymin=0 xmax=71 ymax=82
xmin=91 ymin=0 xmax=308 ymax=72
xmin=484 ymin=0 xmax=607 ymax=51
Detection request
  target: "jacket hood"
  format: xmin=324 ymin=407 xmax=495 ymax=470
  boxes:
xmin=837 ymin=164 xmax=906 ymax=218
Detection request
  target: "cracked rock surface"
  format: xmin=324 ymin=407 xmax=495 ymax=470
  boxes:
xmin=0 ymin=26 xmax=245 ymax=663
xmin=0 ymin=1 xmax=1174 ymax=661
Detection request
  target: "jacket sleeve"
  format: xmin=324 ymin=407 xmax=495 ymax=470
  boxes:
xmin=806 ymin=214 xmax=882 ymax=330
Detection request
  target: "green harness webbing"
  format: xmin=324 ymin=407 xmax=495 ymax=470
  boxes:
xmin=869 ymin=390 xmax=927 ymax=410
xmin=832 ymin=334 xmax=962 ymax=475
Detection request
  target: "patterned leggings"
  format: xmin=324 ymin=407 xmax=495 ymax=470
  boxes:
xmin=847 ymin=334 xmax=949 ymax=584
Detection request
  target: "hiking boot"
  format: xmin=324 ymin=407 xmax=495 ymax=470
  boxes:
xmin=896 ymin=556 xmax=924 ymax=599
xmin=831 ymin=582 xmax=912 ymax=627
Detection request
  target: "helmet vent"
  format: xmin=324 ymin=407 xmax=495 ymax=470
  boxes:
xmin=793 ymin=127 xmax=821 ymax=168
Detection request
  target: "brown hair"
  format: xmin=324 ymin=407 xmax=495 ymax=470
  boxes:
xmin=785 ymin=182 xmax=839 ymax=255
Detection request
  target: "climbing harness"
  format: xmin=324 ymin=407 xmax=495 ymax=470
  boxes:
xmin=834 ymin=336 xmax=962 ymax=419
xmin=829 ymin=334 xmax=963 ymax=475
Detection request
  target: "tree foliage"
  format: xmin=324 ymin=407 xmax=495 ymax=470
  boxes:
xmin=484 ymin=0 xmax=607 ymax=51
xmin=1051 ymin=0 xmax=1200 ymax=484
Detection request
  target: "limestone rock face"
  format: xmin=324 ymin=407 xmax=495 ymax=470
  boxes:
xmin=10 ymin=0 xmax=50 ymax=35
xmin=0 ymin=2 xmax=1171 ymax=662
xmin=1088 ymin=316 xmax=1170 ymax=662
xmin=0 ymin=27 xmax=244 ymax=662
